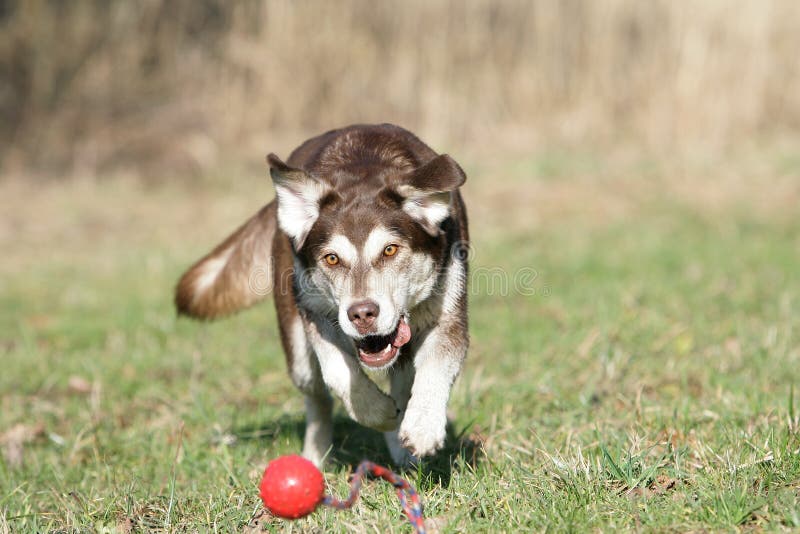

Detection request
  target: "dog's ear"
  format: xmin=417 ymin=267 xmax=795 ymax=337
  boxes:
xmin=175 ymin=203 xmax=276 ymax=319
xmin=268 ymin=153 xmax=330 ymax=249
xmin=390 ymin=154 xmax=466 ymax=235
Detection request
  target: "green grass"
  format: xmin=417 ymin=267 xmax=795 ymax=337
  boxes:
xmin=1 ymin=152 xmax=799 ymax=532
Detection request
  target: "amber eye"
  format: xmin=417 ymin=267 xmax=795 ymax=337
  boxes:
xmin=324 ymin=253 xmax=339 ymax=266
xmin=383 ymin=244 xmax=399 ymax=257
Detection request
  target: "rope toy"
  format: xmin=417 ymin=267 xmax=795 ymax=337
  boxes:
xmin=260 ymin=455 xmax=426 ymax=533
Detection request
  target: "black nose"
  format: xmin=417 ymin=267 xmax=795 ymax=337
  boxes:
xmin=347 ymin=300 xmax=379 ymax=334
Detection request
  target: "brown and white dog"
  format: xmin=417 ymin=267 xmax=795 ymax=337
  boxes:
xmin=175 ymin=124 xmax=469 ymax=466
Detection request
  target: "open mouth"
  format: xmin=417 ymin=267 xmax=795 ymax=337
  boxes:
xmin=356 ymin=316 xmax=411 ymax=368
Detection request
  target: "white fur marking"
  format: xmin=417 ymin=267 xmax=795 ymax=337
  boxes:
xmin=193 ymin=246 xmax=233 ymax=293
xmin=326 ymin=234 xmax=359 ymax=266
xmin=288 ymin=317 xmax=314 ymax=389
xmin=399 ymin=250 xmax=468 ymax=459
xmin=275 ymin=180 xmax=328 ymax=245
xmin=406 ymin=251 xmax=438 ymax=309
xmin=442 ymin=258 xmax=466 ymax=314
xmin=402 ymin=192 xmax=452 ymax=231
xmin=363 ymin=227 xmax=398 ymax=262
xmin=399 ymin=329 xmax=462 ymax=456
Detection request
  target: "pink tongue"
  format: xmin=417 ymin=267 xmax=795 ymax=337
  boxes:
xmin=392 ymin=319 xmax=411 ymax=348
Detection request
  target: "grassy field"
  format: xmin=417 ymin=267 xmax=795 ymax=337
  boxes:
xmin=2 ymin=145 xmax=799 ymax=532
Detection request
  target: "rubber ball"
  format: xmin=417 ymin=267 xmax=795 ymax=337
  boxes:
xmin=259 ymin=455 xmax=324 ymax=519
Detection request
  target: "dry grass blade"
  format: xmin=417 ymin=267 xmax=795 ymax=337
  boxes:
xmin=165 ymin=421 xmax=185 ymax=530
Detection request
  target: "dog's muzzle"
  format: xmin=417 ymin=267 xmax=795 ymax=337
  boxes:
xmin=355 ymin=316 xmax=411 ymax=368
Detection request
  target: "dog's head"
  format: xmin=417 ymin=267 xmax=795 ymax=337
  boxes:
xmin=269 ymin=152 xmax=465 ymax=369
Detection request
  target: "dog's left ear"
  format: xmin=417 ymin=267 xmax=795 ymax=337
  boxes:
xmin=268 ymin=153 xmax=330 ymax=249
xmin=390 ymin=154 xmax=466 ymax=235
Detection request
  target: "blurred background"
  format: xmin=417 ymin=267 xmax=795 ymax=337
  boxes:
xmin=2 ymin=2 xmax=800 ymax=531
xmin=2 ymin=0 xmax=799 ymax=179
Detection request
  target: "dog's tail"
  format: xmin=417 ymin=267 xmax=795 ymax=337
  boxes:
xmin=175 ymin=201 xmax=277 ymax=320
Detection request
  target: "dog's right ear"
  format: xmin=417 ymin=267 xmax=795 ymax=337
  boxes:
xmin=268 ymin=154 xmax=329 ymax=249
xmin=389 ymin=154 xmax=467 ymax=236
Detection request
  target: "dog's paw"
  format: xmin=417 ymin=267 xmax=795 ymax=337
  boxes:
xmin=398 ymin=408 xmax=446 ymax=457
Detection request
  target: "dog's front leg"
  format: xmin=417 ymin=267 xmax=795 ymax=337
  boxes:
xmin=384 ymin=362 xmax=417 ymax=466
xmin=304 ymin=314 xmax=400 ymax=431
xmin=399 ymin=322 xmax=467 ymax=457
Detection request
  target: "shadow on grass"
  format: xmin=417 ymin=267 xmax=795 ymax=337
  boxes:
xmin=232 ymin=414 xmax=483 ymax=488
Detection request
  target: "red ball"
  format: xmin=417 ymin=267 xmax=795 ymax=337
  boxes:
xmin=259 ymin=455 xmax=324 ymax=519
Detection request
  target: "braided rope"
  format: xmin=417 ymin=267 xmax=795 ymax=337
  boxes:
xmin=321 ymin=460 xmax=426 ymax=533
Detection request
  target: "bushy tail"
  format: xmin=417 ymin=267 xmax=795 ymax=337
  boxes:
xmin=175 ymin=201 xmax=277 ymax=319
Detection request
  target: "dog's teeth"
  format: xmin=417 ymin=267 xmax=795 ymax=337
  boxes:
xmin=383 ymin=344 xmax=391 ymax=353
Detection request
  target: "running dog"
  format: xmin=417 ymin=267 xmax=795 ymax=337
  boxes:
xmin=175 ymin=123 xmax=469 ymax=466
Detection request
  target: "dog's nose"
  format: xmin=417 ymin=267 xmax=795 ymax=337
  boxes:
xmin=347 ymin=300 xmax=379 ymax=334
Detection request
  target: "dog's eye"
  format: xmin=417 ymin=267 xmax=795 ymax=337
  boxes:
xmin=383 ymin=244 xmax=399 ymax=257
xmin=324 ymin=253 xmax=339 ymax=266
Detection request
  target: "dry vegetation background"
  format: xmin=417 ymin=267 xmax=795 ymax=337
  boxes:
xmin=3 ymin=3 xmax=800 ymax=531
xmin=2 ymin=0 xmax=800 ymax=180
